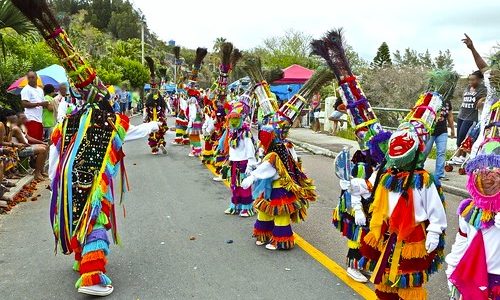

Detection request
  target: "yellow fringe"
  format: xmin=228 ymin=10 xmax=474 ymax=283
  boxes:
xmin=375 ymin=283 xmax=398 ymax=294
xmin=398 ymin=286 xmax=427 ymax=300
xmin=481 ymin=210 xmax=494 ymax=222
xmin=368 ymin=183 xmax=389 ymax=242
xmin=332 ymin=207 xmax=339 ymax=221
xmin=347 ymin=239 xmax=361 ymax=249
xmin=402 ymin=241 xmax=427 ymax=259
xmin=264 ymin=152 xmax=317 ymax=203
xmin=364 ymin=231 xmax=383 ymax=251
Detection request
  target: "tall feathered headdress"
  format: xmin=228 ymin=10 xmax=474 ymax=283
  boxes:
xmin=189 ymin=47 xmax=208 ymax=82
xmin=10 ymin=0 xmax=107 ymax=104
xmin=215 ymin=42 xmax=233 ymax=104
xmin=145 ymin=56 xmax=156 ymax=88
xmin=242 ymin=56 xmax=279 ymax=117
xmin=230 ymin=48 xmax=243 ymax=70
xmin=277 ymin=67 xmax=334 ymax=125
xmin=311 ymin=28 xmax=390 ymax=161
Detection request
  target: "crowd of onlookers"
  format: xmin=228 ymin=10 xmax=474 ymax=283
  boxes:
xmin=111 ymin=84 xmax=142 ymax=116
xmin=0 ymin=70 xmax=73 ymax=209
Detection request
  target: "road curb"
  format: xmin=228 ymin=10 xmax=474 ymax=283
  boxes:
xmin=288 ymin=138 xmax=337 ymax=158
xmin=4 ymin=175 xmax=35 ymax=201
xmin=289 ymin=138 xmax=468 ymax=198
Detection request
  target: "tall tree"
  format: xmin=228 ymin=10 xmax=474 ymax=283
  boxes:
xmin=434 ymin=49 xmax=454 ymax=70
xmin=344 ymin=44 xmax=368 ymax=74
xmin=213 ymin=37 xmax=227 ymax=52
xmin=0 ymin=0 xmax=35 ymax=59
xmin=254 ymin=29 xmax=319 ymax=69
xmin=394 ymin=47 xmax=454 ymax=70
xmin=372 ymin=42 xmax=392 ymax=67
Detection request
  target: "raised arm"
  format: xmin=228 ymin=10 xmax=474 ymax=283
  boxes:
xmin=462 ymin=33 xmax=488 ymax=71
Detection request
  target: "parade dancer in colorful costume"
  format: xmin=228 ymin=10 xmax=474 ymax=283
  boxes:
xmin=185 ymin=48 xmax=208 ymax=157
xmin=311 ymin=29 xmax=391 ymax=283
xmin=201 ymin=105 xmax=216 ymax=164
xmin=144 ymin=57 xmax=168 ymax=155
xmin=242 ymin=56 xmax=280 ymax=126
xmin=11 ymin=1 xmax=159 ymax=296
xmin=172 ymin=46 xmax=190 ymax=146
xmin=212 ymin=43 xmax=235 ymax=180
xmin=446 ymin=41 xmax=499 ymax=300
xmin=223 ymin=100 xmax=257 ymax=217
xmin=186 ymin=88 xmax=203 ymax=157
xmin=241 ymin=68 xmax=332 ymax=250
xmin=355 ymin=93 xmax=447 ymax=299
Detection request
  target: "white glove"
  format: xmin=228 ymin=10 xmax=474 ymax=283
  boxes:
xmin=339 ymin=179 xmax=350 ymax=190
xmin=245 ymin=164 xmax=256 ymax=175
xmin=151 ymin=122 xmax=160 ymax=132
xmin=349 ymin=178 xmax=366 ymax=196
xmin=241 ymin=175 xmax=255 ymax=189
xmin=425 ymin=231 xmax=440 ymax=253
xmin=495 ymin=213 xmax=500 ymax=229
xmin=188 ymin=121 xmax=193 ymax=128
xmin=354 ymin=208 xmax=366 ymax=226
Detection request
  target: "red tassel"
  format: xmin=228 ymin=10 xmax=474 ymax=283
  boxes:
xmin=79 ymin=258 xmax=107 ymax=274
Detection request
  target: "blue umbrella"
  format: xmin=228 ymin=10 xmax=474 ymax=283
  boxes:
xmin=37 ymin=64 xmax=68 ymax=87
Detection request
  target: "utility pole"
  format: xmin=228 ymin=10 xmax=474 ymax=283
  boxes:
xmin=141 ymin=21 xmax=145 ymax=65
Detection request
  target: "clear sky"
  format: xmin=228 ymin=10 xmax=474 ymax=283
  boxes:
xmin=132 ymin=0 xmax=499 ymax=74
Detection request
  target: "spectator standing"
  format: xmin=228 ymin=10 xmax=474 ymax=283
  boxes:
xmin=42 ymin=84 xmax=57 ymax=141
xmin=20 ymin=70 xmax=48 ymax=141
xmin=54 ymin=84 xmax=74 ymax=122
xmin=423 ymin=98 xmax=455 ymax=183
xmin=453 ymin=70 xmax=487 ymax=163
xmin=131 ymin=88 xmax=140 ymax=115
xmin=310 ymin=95 xmax=321 ymax=133
xmin=119 ymin=85 xmax=129 ymax=115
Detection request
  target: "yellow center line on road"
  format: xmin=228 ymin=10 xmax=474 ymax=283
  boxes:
xmin=202 ymin=161 xmax=377 ymax=300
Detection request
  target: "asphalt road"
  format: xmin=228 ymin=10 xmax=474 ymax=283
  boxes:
xmin=0 ymin=117 xmax=461 ymax=299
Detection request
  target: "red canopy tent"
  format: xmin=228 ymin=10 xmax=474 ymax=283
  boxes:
xmin=272 ymin=64 xmax=314 ymax=84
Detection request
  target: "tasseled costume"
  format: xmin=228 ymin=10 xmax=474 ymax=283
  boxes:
xmin=252 ymin=142 xmax=316 ymax=249
xmin=50 ymin=107 xmax=129 ymax=288
xmin=226 ymin=123 xmax=255 ymax=215
xmin=186 ymin=102 xmax=203 ymax=156
xmin=332 ymin=153 xmax=377 ymax=271
xmin=174 ymin=97 xmax=189 ymax=145
xmin=360 ymin=169 xmax=446 ymax=300
xmin=145 ymin=92 xmax=168 ymax=153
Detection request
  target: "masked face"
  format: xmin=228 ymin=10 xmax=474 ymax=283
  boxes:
xmin=474 ymin=167 xmax=500 ymax=196
xmin=229 ymin=117 xmax=241 ymax=129
xmin=387 ymin=122 xmax=421 ymax=168
xmin=389 ymin=131 xmax=417 ymax=157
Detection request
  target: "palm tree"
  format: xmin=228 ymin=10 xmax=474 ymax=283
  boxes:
xmin=213 ymin=37 xmax=227 ymax=52
xmin=0 ymin=0 xmax=35 ymax=59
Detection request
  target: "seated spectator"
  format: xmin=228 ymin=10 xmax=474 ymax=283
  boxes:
xmin=0 ymin=109 xmax=19 ymax=194
xmin=0 ymin=109 xmax=22 ymax=180
xmin=11 ymin=112 xmax=48 ymax=181
xmin=328 ymin=97 xmax=347 ymax=135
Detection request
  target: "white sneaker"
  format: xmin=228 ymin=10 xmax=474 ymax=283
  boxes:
xmin=452 ymin=156 xmax=465 ymax=163
xmin=188 ymin=153 xmax=195 ymax=157
xmin=347 ymin=267 xmax=368 ymax=283
xmin=265 ymin=244 xmax=277 ymax=251
xmin=255 ymin=240 xmax=266 ymax=246
xmin=78 ymin=284 xmax=114 ymax=296
xmin=159 ymin=145 xmax=167 ymax=154
xmin=212 ymin=176 xmax=223 ymax=182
